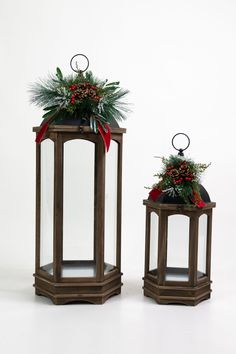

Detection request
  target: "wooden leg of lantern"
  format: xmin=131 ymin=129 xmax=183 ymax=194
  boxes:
xmin=158 ymin=210 xmax=168 ymax=285
xmin=95 ymin=138 xmax=105 ymax=281
xmin=144 ymin=208 xmax=151 ymax=277
xmin=35 ymin=143 xmax=41 ymax=285
xmin=53 ymin=134 xmax=63 ymax=281
xmin=189 ymin=215 xmax=199 ymax=287
xmin=116 ymin=139 xmax=122 ymax=271
xmin=206 ymin=210 xmax=213 ymax=280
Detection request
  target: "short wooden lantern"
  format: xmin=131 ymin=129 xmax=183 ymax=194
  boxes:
xmin=33 ymin=125 xmax=125 ymax=304
xmin=143 ymin=133 xmax=216 ymax=305
xmin=143 ymin=201 xmax=215 ymax=305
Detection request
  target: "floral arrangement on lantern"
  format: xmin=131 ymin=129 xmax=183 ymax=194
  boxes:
xmin=149 ymin=155 xmax=210 ymax=208
xmin=30 ymin=63 xmax=129 ymax=151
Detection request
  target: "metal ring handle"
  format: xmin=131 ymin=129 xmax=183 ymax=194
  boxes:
xmin=171 ymin=133 xmax=190 ymax=156
xmin=70 ymin=54 xmax=89 ymax=73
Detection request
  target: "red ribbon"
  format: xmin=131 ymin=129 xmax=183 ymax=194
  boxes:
xmin=97 ymin=122 xmax=111 ymax=152
xmin=35 ymin=115 xmax=57 ymax=144
xmin=35 ymin=121 xmax=49 ymax=143
xmin=149 ymin=188 xmax=162 ymax=202
xmin=191 ymin=191 xmax=206 ymax=208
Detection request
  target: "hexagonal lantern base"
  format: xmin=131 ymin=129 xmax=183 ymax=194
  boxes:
xmin=34 ymin=273 xmax=123 ymax=305
xmin=143 ymin=276 xmax=211 ymax=306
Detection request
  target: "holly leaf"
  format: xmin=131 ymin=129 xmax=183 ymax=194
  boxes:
xmin=93 ymin=119 xmax=98 ymax=133
xmin=43 ymin=105 xmax=59 ymax=111
xmin=90 ymin=116 xmax=94 ymax=130
xmin=103 ymin=86 xmax=119 ymax=92
xmin=96 ymin=113 xmax=107 ymax=123
xmin=106 ymin=81 xmax=120 ymax=86
xmin=42 ymin=108 xmax=58 ymax=119
xmin=56 ymin=67 xmax=63 ymax=81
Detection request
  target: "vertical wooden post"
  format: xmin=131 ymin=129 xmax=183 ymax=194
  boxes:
xmin=53 ymin=133 xmax=64 ymax=281
xmin=116 ymin=138 xmax=123 ymax=270
xmin=158 ymin=210 xmax=168 ymax=285
xmin=206 ymin=210 xmax=213 ymax=279
xmin=95 ymin=136 xmax=105 ymax=281
xmin=144 ymin=208 xmax=151 ymax=276
xmin=189 ymin=215 xmax=199 ymax=287
xmin=35 ymin=143 xmax=41 ymax=273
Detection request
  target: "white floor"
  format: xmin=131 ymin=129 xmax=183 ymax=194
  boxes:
xmin=0 ymin=267 xmax=235 ymax=354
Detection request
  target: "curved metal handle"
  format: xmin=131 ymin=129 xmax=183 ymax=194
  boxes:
xmin=171 ymin=133 xmax=190 ymax=156
xmin=70 ymin=54 xmax=89 ymax=73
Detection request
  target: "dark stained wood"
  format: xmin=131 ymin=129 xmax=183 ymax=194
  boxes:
xmin=34 ymin=272 xmax=122 ymax=305
xmin=62 ymin=132 xmax=98 ymax=144
xmin=95 ymin=135 xmax=105 ymax=281
xmin=143 ymin=200 xmax=216 ymax=306
xmin=189 ymin=215 xmax=199 ymax=287
xmin=143 ymin=277 xmax=211 ymax=306
xmin=33 ymin=125 xmax=125 ymax=305
xmin=158 ymin=210 xmax=168 ymax=285
xmin=53 ymin=133 xmax=64 ymax=281
xmin=144 ymin=208 xmax=151 ymax=276
xmin=116 ymin=138 xmax=123 ymax=270
xmin=33 ymin=125 xmax=126 ymax=134
xmin=35 ymin=143 xmax=41 ymax=273
xmin=206 ymin=210 xmax=213 ymax=279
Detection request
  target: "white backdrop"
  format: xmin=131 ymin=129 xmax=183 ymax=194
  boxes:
xmin=0 ymin=1 xmax=235 ymax=353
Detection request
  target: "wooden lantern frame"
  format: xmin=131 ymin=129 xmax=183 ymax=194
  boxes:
xmin=143 ymin=200 xmax=216 ymax=306
xmin=33 ymin=125 xmax=126 ymax=304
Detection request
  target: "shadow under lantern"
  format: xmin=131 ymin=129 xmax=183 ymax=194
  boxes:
xmin=143 ymin=134 xmax=216 ymax=305
xmin=33 ymin=124 xmax=125 ymax=304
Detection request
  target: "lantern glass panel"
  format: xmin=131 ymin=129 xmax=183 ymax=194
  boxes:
xmin=63 ymin=140 xmax=95 ymax=277
xmin=166 ymin=215 xmax=189 ymax=281
xmin=104 ymin=141 xmax=118 ymax=272
xmin=149 ymin=211 xmax=159 ymax=275
xmin=40 ymin=139 xmax=54 ymax=275
xmin=197 ymin=214 xmax=207 ymax=278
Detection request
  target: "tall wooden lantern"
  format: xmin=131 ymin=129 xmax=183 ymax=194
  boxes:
xmin=31 ymin=55 xmax=128 ymax=304
xmin=143 ymin=134 xmax=216 ymax=305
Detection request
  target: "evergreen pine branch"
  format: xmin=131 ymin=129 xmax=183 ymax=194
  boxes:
xmin=30 ymin=67 xmax=130 ymax=131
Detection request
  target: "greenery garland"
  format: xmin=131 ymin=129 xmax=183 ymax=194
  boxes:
xmin=30 ymin=67 xmax=129 ymax=133
xmin=149 ymin=155 xmax=210 ymax=207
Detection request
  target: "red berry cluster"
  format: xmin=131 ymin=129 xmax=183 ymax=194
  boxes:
xmin=69 ymin=84 xmax=78 ymax=91
xmin=165 ymin=160 xmax=194 ymax=185
xmin=69 ymin=82 xmax=101 ymax=105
